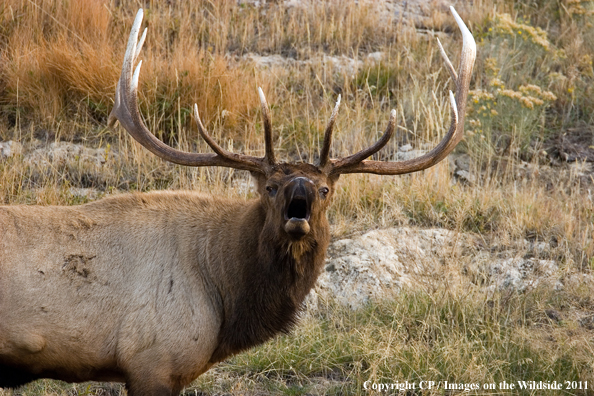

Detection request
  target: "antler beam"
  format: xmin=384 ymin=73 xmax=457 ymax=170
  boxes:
xmin=108 ymin=9 xmax=275 ymax=175
xmin=110 ymin=7 xmax=475 ymax=179
xmin=326 ymin=6 xmax=476 ymax=176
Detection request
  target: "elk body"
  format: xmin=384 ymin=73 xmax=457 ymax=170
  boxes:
xmin=0 ymin=7 xmax=475 ymax=396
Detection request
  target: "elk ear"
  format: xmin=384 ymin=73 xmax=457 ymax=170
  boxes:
xmin=250 ymin=171 xmax=268 ymax=195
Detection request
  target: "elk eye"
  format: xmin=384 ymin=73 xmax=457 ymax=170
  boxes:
xmin=319 ymin=187 xmax=329 ymax=198
xmin=266 ymin=185 xmax=277 ymax=197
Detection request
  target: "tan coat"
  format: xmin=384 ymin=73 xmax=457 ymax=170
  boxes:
xmin=0 ymin=164 xmax=333 ymax=395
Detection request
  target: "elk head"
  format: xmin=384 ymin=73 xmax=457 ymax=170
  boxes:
xmin=108 ymin=7 xmax=476 ymax=239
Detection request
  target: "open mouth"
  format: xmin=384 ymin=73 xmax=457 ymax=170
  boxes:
xmin=286 ymin=197 xmax=310 ymax=221
xmin=284 ymin=195 xmax=311 ymax=238
xmin=284 ymin=177 xmax=314 ymax=238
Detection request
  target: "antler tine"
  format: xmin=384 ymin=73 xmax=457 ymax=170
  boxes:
xmin=437 ymin=38 xmax=457 ymax=82
xmin=258 ymin=88 xmax=276 ymax=166
xmin=108 ymin=9 xmax=272 ymax=174
xmin=329 ymin=109 xmax=397 ymax=172
xmin=328 ymin=6 xmax=476 ymax=177
xmin=317 ymin=94 xmax=341 ymax=169
xmin=193 ymin=105 xmax=235 ymax=158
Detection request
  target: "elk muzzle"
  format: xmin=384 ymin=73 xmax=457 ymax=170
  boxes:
xmin=284 ymin=177 xmax=315 ymax=239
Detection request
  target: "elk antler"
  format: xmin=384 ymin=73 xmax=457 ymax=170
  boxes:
xmin=108 ymin=9 xmax=276 ymax=175
xmin=323 ymin=6 xmax=476 ymax=176
xmin=317 ymin=95 xmax=341 ymax=168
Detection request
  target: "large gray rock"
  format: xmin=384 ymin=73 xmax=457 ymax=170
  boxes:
xmin=307 ymin=227 xmax=592 ymax=311
xmin=311 ymin=227 xmax=463 ymax=309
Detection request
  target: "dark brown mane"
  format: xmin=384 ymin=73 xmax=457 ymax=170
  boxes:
xmin=210 ymin=196 xmax=330 ymax=363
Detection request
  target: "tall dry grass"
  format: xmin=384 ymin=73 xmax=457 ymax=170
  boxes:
xmin=0 ymin=0 xmax=263 ymax=144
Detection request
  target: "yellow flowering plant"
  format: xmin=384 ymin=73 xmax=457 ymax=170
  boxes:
xmin=463 ymin=13 xmax=560 ymax=158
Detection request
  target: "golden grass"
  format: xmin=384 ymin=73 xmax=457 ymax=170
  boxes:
xmin=0 ymin=0 xmax=263 ymax=142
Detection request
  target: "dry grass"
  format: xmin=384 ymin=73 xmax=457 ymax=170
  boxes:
xmin=1 ymin=0 xmax=594 ymax=395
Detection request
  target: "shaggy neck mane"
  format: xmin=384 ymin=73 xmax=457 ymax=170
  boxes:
xmin=209 ymin=203 xmax=329 ymax=364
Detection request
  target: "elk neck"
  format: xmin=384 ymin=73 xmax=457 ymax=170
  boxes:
xmin=208 ymin=198 xmax=330 ymax=363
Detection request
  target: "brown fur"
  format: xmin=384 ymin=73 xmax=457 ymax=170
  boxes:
xmin=0 ymin=163 xmax=336 ymax=395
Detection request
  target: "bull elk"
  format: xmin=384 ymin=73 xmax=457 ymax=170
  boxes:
xmin=0 ymin=7 xmax=475 ymax=396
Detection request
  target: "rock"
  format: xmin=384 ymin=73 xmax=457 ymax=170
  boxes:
xmin=399 ymin=143 xmax=413 ymax=152
xmin=283 ymin=0 xmax=308 ymax=9
xmin=396 ymin=149 xmax=426 ymax=161
xmin=449 ymin=154 xmax=476 ymax=184
xmin=311 ymin=227 xmax=462 ymax=309
xmin=67 ymin=188 xmax=101 ymax=201
xmin=321 ymin=55 xmax=363 ymax=76
xmin=454 ymin=153 xmax=471 ymax=172
xmin=306 ymin=226 xmax=592 ymax=312
xmin=242 ymin=54 xmax=293 ymax=69
xmin=0 ymin=141 xmax=23 ymax=159
xmin=238 ymin=0 xmax=447 ymax=24
xmin=24 ymin=142 xmax=115 ymax=167
xmin=455 ymin=169 xmax=476 ymax=185
xmin=532 ymin=241 xmax=551 ymax=255
xmin=362 ymin=0 xmax=450 ymax=25
xmin=244 ymin=53 xmax=365 ymax=76
xmin=396 ymin=144 xmax=427 ymax=161
xmin=366 ymin=52 xmax=385 ymax=63
xmin=237 ymin=0 xmax=266 ymax=7
xmin=469 ymin=255 xmax=560 ymax=292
